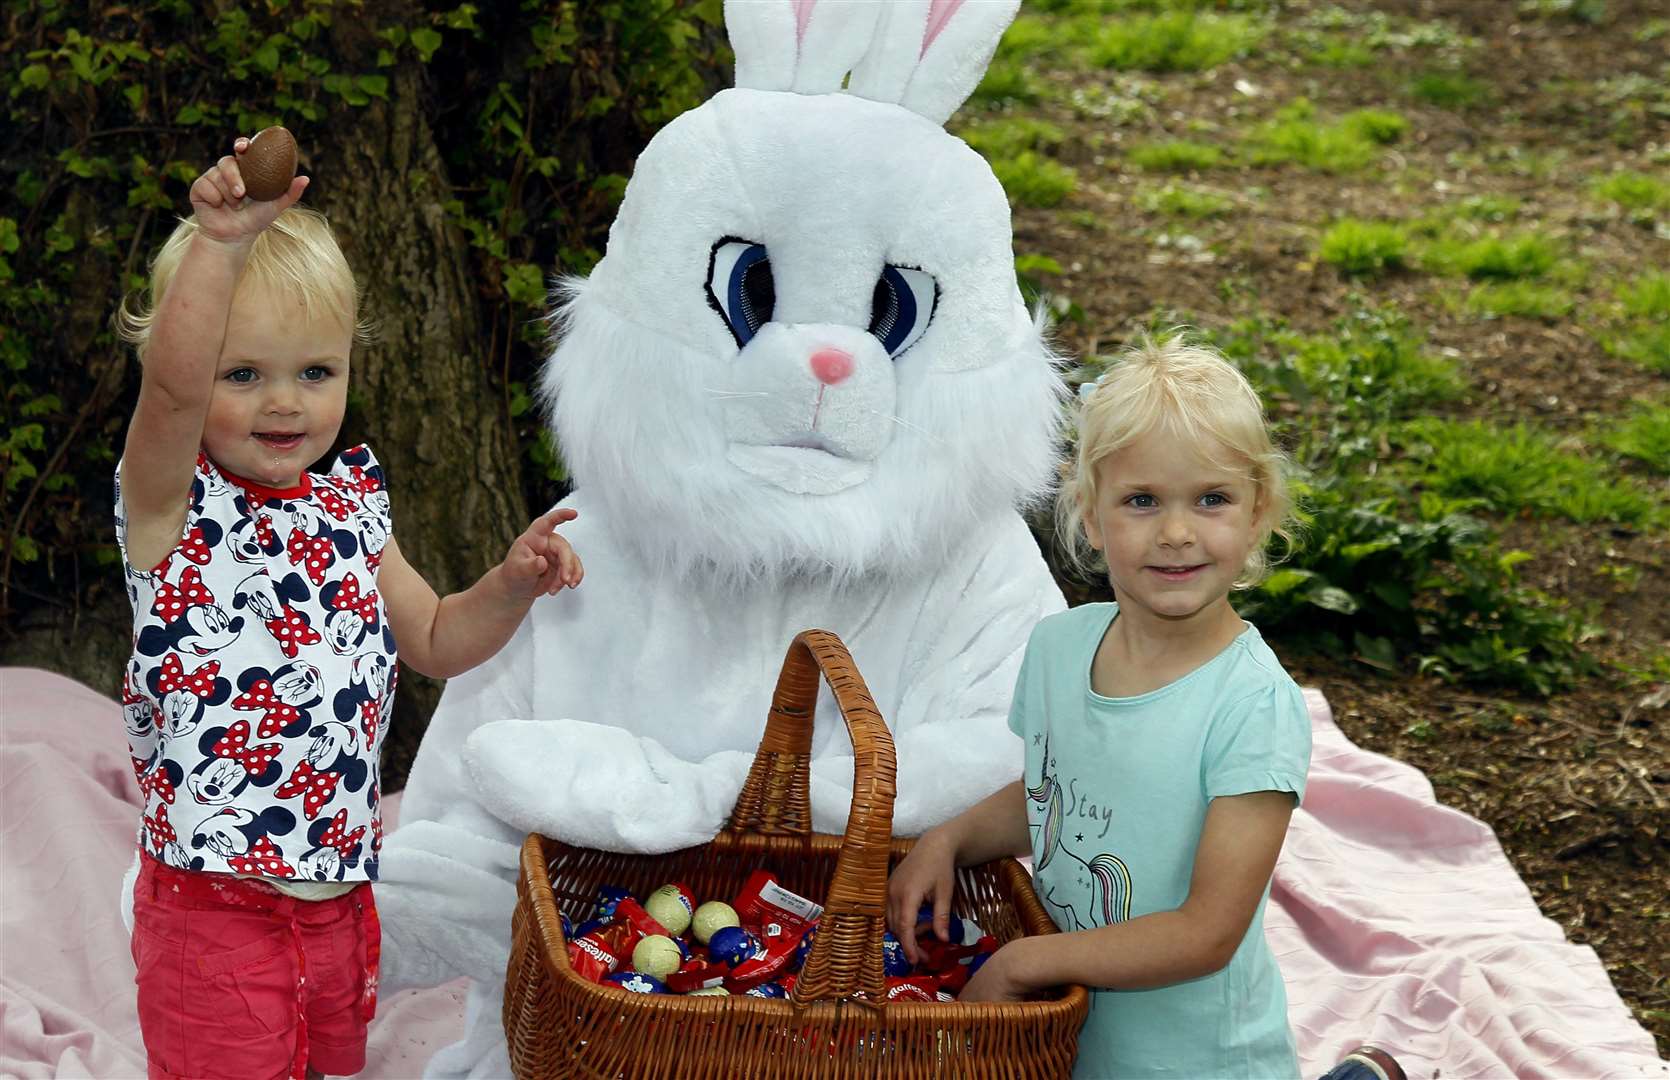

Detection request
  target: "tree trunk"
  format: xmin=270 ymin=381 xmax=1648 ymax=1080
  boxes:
xmin=312 ymin=15 xmax=527 ymax=791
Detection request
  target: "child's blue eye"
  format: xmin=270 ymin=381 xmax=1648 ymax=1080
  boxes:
xmin=1126 ymin=493 xmax=1156 ymax=508
xmin=1200 ymin=492 xmax=1228 ymax=507
xmin=707 ymin=239 xmax=774 ymax=347
xmin=301 ymin=366 xmax=332 ymax=382
xmin=225 ymin=368 xmax=257 ymax=384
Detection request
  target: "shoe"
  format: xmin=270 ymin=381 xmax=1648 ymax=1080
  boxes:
xmin=1317 ymin=1045 xmax=1409 ymax=1080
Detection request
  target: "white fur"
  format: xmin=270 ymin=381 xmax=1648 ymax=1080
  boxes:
xmin=378 ymin=4 xmax=1067 ymax=1076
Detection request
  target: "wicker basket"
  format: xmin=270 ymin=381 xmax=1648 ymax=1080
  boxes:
xmin=504 ymin=629 xmax=1089 ymax=1078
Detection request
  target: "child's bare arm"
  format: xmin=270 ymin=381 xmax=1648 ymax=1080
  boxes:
xmin=121 ymin=142 xmax=308 ymax=566
xmin=963 ymin=789 xmax=1295 ymax=1001
xmin=379 ymin=508 xmax=583 ymax=680
xmin=887 ymin=779 xmax=1032 ymax=964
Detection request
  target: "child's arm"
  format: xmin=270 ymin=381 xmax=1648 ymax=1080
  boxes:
xmin=379 ymin=507 xmax=583 ymax=680
xmin=963 ymin=789 xmax=1294 ymax=1001
xmin=120 ymin=143 xmax=308 ymax=569
xmin=887 ymin=779 xmax=1032 ymax=965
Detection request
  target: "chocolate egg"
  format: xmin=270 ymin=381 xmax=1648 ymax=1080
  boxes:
xmin=240 ymin=126 xmax=297 ymax=201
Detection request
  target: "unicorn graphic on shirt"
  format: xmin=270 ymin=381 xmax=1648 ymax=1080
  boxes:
xmin=1028 ymin=732 xmax=1133 ymax=931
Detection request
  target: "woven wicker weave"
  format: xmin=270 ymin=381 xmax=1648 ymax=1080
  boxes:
xmin=504 ymin=629 xmax=1089 ymax=1078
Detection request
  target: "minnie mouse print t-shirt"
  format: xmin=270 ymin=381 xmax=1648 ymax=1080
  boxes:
xmin=115 ymin=446 xmax=396 ymax=883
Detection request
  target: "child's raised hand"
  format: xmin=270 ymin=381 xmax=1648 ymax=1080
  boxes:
xmin=886 ymin=830 xmax=957 ymax=967
xmin=499 ymin=507 xmax=583 ymax=599
xmin=188 ymin=136 xmax=308 ymax=245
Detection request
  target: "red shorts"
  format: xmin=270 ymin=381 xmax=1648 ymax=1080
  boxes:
xmin=130 ymin=856 xmax=380 ymax=1080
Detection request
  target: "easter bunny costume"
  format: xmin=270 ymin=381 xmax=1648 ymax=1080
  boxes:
xmin=378 ymin=2 xmax=1066 ymax=1074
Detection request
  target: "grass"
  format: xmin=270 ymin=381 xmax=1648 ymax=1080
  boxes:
xmin=1604 ymin=272 xmax=1670 ymax=373
xmin=1620 ymin=271 xmax=1670 ymax=320
xmin=1246 ymin=101 xmax=1408 ymax=173
xmin=1398 ymin=419 xmax=1664 ymax=526
xmin=959 ymin=118 xmax=1065 ymax=160
xmin=1591 ymin=170 xmax=1670 ymax=215
xmin=971 ymin=58 xmax=1043 ymax=105
xmin=1090 ymin=11 xmax=1265 ymax=72
xmin=1136 ymin=182 xmax=1234 ymax=217
xmin=1608 ymin=325 xmax=1670 ymax=374
xmin=1411 ymin=70 xmax=1490 ymax=108
xmin=1449 ymin=194 xmax=1522 ymax=222
xmin=1598 ymin=399 xmax=1670 ymax=475
xmin=991 ymin=152 xmax=1078 ymax=208
xmin=1422 ymin=232 xmax=1558 ymax=280
xmin=1464 ymin=281 xmax=1576 ymax=321
xmin=1126 ymin=139 xmax=1223 ymax=172
xmin=1319 ymin=219 xmax=1410 ymax=275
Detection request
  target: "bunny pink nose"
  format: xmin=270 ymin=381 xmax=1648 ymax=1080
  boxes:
xmin=809 ymin=347 xmax=854 ymax=385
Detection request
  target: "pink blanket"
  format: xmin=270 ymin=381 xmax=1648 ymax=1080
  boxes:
xmin=2 ymin=668 xmax=1663 ymax=1078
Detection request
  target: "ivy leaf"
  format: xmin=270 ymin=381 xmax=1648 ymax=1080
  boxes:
xmin=1305 ymin=584 xmax=1360 ymax=614
xmin=356 ymin=74 xmax=389 ymax=100
xmin=20 ymin=64 xmax=51 ymax=90
xmin=410 ymin=28 xmax=443 ymax=62
xmin=502 ymin=262 xmax=546 ymax=307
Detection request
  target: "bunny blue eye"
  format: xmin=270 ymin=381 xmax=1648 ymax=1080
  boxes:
xmin=707 ymin=239 xmax=775 ymax=347
xmin=869 ymin=265 xmax=937 ymax=357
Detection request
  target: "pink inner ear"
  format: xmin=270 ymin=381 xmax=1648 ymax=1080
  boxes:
xmin=921 ymin=0 xmax=968 ymax=56
xmin=793 ymin=0 xmax=817 ymax=47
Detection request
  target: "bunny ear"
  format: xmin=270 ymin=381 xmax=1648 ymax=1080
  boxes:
xmin=726 ymin=0 xmax=882 ymax=95
xmin=850 ymin=0 xmax=1020 ymax=125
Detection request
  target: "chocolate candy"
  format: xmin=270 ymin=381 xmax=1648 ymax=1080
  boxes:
xmin=708 ymin=925 xmax=762 ymax=968
xmin=665 ymin=957 xmax=727 ymax=994
xmin=567 ymin=922 xmax=634 ymax=983
xmin=632 ymin=934 xmax=684 ymax=979
xmin=604 ymin=970 xmax=667 ymax=994
xmin=792 ymin=923 xmax=818 ymax=971
xmin=239 ymin=127 xmax=297 ymax=202
xmin=645 ymin=883 xmax=695 ymax=936
xmin=733 ymin=870 xmax=822 ymax=936
xmin=884 ymin=976 xmax=940 ymax=1003
xmin=744 ymin=982 xmax=789 ymax=999
xmin=881 ymin=931 xmax=912 ymax=977
xmin=593 ymin=884 xmax=633 ymax=922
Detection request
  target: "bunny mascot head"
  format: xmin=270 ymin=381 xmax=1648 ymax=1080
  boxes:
xmin=547 ymin=0 xmax=1061 ymax=582
xmin=375 ymin=4 xmax=1070 ymax=1075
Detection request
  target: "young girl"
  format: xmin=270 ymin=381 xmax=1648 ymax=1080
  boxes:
xmin=113 ymin=137 xmax=581 ymax=1080
xmin=888 ymin=336 xmax=1310 ymax=1078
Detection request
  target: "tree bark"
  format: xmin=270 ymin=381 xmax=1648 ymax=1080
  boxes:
xmin=305 ymin=15 xmax=527 ymax=790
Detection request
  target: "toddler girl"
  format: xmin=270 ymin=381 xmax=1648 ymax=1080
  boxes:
xmin=889 ymin=336 xmax=1309 ymax=1077
xmin=113 ymin=137 xmax=581 ymax=1080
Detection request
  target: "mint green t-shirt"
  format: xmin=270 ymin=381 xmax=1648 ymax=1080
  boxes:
xmin=1007 ymin=603 xmax=1311 ymax=1080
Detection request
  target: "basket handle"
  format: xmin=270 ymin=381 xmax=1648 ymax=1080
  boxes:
xmin=718 ymin=629 xmax=896 ymax=1007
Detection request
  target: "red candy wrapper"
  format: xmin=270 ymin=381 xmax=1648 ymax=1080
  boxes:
xmin=566 ymin=922 xmax=635 ymax=983
xmin=733 ymin=870 xmax=822 ymax=936
xmin=665 ymin=957 xmax=727 ymax=994
xmin=723 ymin=933 xmax=797 ymax=992
xmin=884 ymin=976 xmax=940 ymax=1003
xmin=611 ymin=897 xmax=669 ymax=943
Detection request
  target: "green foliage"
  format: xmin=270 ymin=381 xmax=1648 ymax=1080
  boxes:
xmin=1247 ymin=100 xmax=1407 ymax=173
xmin=1591 ymin=171 xmax=1670 ymax=216
xmin=1319 ymin=219 xmax=1410 ymax=276
xmin=1395 ymin=419 xmax=1665 ymax=526
xmin=1411 ymin=71 xmax=1489 ymax=108
xmin=991 ymin=152 xmax=1078 ymax=208
xmin=1519 ymin=0 xmax=1608 ymax=24
xmin=1 ymin=0 xmax=727 ymax=618
xmin=1126 ymin=140 xmax=1223 ymax=172
xmin=1422 ymin=232 xmax=1558 ymax=280
xmin=1090 ymin=11 xmax=1265 ymax=72
xmin=971 ymin=58 xmax=1043 ymax=105
xmin=1464 ymin=281 xmax=1575 ymax=321
xmin=1620 ymin=271 xmax=1670 ymax=320
xmin=1238 ymin=480 xmax=1595 ymax=694
xmin=1135 ymin=182 xmax=1233 ymax=218
xmin=1597 ymin=399 xmax=1670 ymax=475
xmin=958 ymin=118 xmax=1066 ymax=160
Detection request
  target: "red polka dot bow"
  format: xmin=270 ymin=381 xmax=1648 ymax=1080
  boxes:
xmin=317 ymin=808 xmax=367 ymax=856
xmin=133 ymin=758 xmax=177 ymax=804
xmin=232 ymin=679 xmax=302 ymax=738
xmin=277 ymin=760 xmax=342 ymax=820
xmin=156 ymin=654 xmax=221 ymax=698
xmin=211 ymin=719 xmax=283 ymax=776
xmin=227 ymin=836 xmax=296 ymax=878
xmin=346 ymin=465 xmax=382 ymax=495
xmin=253 ymin=514 xmax=276 ymax=548
xmin=143 ymin=804 xmax=177 ymax=849
xmin=152 ymin=567 xmax=215 ymax=625
xmin=179 ymin=525 xmax=213 ymax=565
xmin=316 ymin=486 xmax=359 ymax=522
xmin=264 ymin=605 xmax=322 ymax=659
xmin=359 ymin=698 xmax=380 ymax=746
xmin=286 ymin=528 xmax=336 ymax=586
xmin=330 ymin=573 xmax=379 ymax=624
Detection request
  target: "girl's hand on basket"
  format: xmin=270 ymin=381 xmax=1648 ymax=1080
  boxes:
xmin=887 ymin=828 xmax=957 ymax=967
xmin=957 ymin=941 xmax=1032 ymax=1003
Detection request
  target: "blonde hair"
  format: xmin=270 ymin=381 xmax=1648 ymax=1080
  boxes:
xmin=1056 ymin=333 xmax=1296 ymax=588
xmin=115 ymin=206 xmax=374 ymax=358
